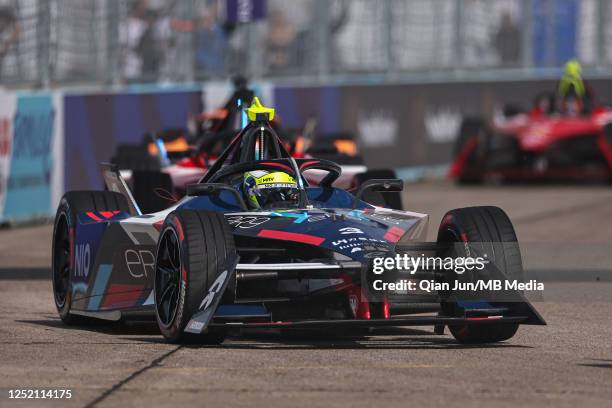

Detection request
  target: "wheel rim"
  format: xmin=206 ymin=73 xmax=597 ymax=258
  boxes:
xmin=53 ymin=214 xmax=70 ymax=308
xmin=155 ymin=228 xmax=181 ymax=327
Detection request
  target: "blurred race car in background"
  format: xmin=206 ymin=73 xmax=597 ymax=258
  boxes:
xmin=111 ymin=77 xmax=398 ymax=212
xmin=450 ymin=92 xmax=612 ymax=184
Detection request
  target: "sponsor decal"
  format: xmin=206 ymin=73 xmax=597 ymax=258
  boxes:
xmin=363 ymin=251 xmax=390 ymax=259
xmin=331 ymin=237 xmax=389 ymax=251
xmin=226 ymin=215 xmax=270 ymax=229
xmin=125 ymin=249 xmax=155 ymax=278
xmin=187 ymin=321 xmax=205 ymax=332
xmin=332 ymin=237 xmax=386 ymax=247
xmin=307 ymin=214 xmax=329 ymax=223
xmin=424 ymin=106 xmax=462 ymax=143
xmin=270 ymin=211 xmax=309 ymax=223
xmin=74 ymin=243 xmax=91 ymax=278
xmin=358 ymin=110 xmax=398 ymax=147
xmin=368 ymin=212 xmax=412 ymax=225
xmin=199 ymin=270 xmax=229 ymax=311
xmin=339 ymin=227 xmax=363 ymax=235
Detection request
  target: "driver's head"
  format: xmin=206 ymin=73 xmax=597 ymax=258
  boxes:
xmin=559 ymin=59 xmax=585 ymax=99
xmin=243 ymin=170 xmax=298 ymax=209
xmin=564 ymin=59 xmax=582 ymax=79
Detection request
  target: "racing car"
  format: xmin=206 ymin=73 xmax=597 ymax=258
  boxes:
xmin=449 ymin=93 xmax=612 ymax=184
xmin=53 ymin=98 xmax=544 ymax=344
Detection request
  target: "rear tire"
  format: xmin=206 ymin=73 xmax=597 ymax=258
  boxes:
xmin=436 ymin=206 xmax=522 ymax=344
xmin=454 ymin=118 xmax=487 ymax=185
xmin=52 ymin=191 xmax=130 ymax=324
xmin=154 ymin=210 xmax=235 ymax=343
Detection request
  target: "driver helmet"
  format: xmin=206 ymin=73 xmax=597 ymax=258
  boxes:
xmin=243 ymin=170 xmax=299 ymax=209
xmin=559 ymin=59 xmax=585 ymax=99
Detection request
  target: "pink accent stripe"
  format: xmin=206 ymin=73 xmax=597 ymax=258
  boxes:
xmin=261 ymin=162 xmax=292 ymax=171
xmin=257 ymin=229 xmax=325 ymax=246
xmin=102 ymin=284 xmax=144 ymax=308
xmin=384 ymin=226 xmax=405 ymax=243
xmin=300 ymin=160 xmax=319 ymax=169
xmin=86 ymin=212 xmax=103 ymax=222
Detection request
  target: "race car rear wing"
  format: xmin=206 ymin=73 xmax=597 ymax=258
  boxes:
xmin=99 ymin=162 xmax=142 ymax=216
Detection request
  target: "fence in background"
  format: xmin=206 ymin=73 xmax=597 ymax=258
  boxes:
xmin=0 ymin=0 xmax=611 ymax=86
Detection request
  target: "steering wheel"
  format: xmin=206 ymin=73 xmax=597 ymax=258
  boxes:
xmin=208 ymin=158 xmax=341 ymax=187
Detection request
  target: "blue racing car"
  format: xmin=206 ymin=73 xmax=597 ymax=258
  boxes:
xmin=52 ymin=98 xmax=544 ymax=344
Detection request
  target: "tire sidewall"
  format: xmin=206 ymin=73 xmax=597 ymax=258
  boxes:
xmin=437 ymin=207 xmax=522 ymax=343
xmin=154 ymin=214 xmax=188 ymax=342
xmin=52 ymin=199 xmax=75 ymax=321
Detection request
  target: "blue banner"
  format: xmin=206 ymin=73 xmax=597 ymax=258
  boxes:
xmin=533 ymin=0 xmax=577 ymax=67
xmin=3 ymin=94 xmax=55 ymax=221
xmin=224 ymin=0 xmax=267 ymax=23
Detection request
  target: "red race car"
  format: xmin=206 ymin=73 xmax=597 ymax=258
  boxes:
xmin=450 ymin=93 xmax=612 ymax=184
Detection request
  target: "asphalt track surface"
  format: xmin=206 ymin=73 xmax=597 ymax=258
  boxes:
xmin=0 ymin=183 xmax=611 ymax=407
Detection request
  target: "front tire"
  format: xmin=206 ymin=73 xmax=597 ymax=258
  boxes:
xmin=437 ymin=206 xmax=523 ymax=344
xmin=154 ymin=210 xmax=235 ymax=343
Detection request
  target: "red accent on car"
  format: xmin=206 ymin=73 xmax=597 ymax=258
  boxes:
xmin=299 ymin=160 xmax=319 ymax=169
xmin=102 ymin=284 xmax=144 ymax=308
xmin=177 ymin=155 xmax=207 ymax=169
xmin=152 ymin=220 xmax=164 ymax=232
xmin=260 ymin=162 xmax=292 ymax=172
xmin=448 ymin=137 xmax=478 ymax=178
xmin=384 ymin=226 xmax=405 ymax=243
xmin=257 ymin=229 xmax=325 ymax=246
xmin=86 ymin=212 xmax=103 ymax=222
xmin=467 ymin=316 xmax=503 ymax=321
xmin=99 ymin=211 xmax=115 ymax=219
xmin=383 ymin=295 xmax=391 ymax=319
xmin=173 ymin=217 xmax=185 ymax=241
xmin=597 ymin=132 xmax=612 ymax=168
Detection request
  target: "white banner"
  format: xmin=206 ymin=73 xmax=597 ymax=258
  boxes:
xmin=0 ymin=92 xmax=16 ymax=220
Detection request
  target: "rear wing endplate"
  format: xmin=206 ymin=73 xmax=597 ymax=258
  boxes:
xmin=99 ymin=162 xmax=142 ymax=216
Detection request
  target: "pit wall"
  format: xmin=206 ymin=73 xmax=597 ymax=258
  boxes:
xmin=2 ymin=78 xmax=612 ymax=223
